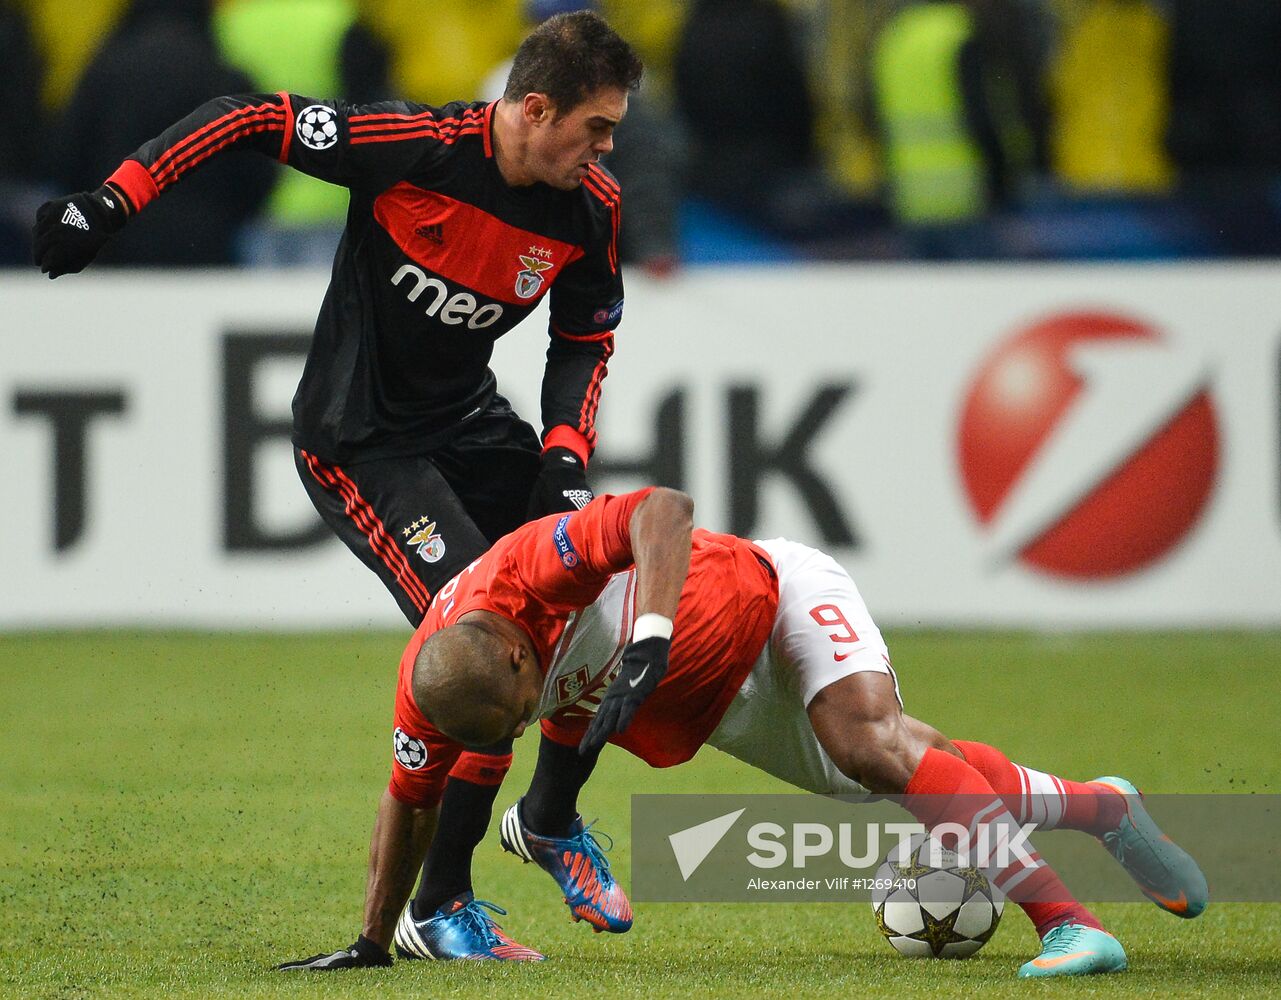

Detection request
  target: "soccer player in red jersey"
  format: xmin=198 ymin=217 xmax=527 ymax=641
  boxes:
xmin=317 ymin=487 xmax=1207 ymax=975
xmin=33 ymin=11 xmax=644 ymax=963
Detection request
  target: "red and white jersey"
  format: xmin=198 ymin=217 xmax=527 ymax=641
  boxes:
xmin=387 ymin=489 xmax=779 ymax=808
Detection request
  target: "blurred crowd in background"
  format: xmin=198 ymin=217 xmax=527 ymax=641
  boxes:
xmin=3 ymin=0 xmax=1280 ymax=271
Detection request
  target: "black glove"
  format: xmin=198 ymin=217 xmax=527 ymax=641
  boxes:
xmin=526 ymin=446 xmax=594 ymax=519
xmin=578 ymin=636 xmax=670 ymax=755
xmin=33 ymin=186 xmax=127 ymax=278
xmin=275 ymin=935 xmax=392 ymax=971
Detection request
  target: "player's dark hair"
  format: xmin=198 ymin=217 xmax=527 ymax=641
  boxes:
xmin=504 ymin=11 xmax=643 ymax=114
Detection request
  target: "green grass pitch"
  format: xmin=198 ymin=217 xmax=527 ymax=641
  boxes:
xmin=3 ymin=631 xmax=1280 ymax=998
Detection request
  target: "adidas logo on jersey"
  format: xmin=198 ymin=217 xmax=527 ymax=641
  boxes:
xmin=415 ymin=222 xmax=444 ymax=245
xmin=61 ymin=204 xmax=90 ymax=231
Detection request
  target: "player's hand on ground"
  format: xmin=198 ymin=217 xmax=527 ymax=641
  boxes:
xmin=527 ymin=447 xmax=594 ymax=519
xmin=32 ymin=187 xmax=126 ymax=278
xmin=579 ymin=636 xmax=670 ymax=755
xmin=274 ymin=935 xmax=392 ymax=971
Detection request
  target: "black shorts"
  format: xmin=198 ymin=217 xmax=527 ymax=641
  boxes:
xmin=295 ymin=395 xmax=541 ymax=626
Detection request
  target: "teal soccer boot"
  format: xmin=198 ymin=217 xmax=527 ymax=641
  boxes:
xmin=1018 ymin=922 xmax=1127 ymax=978
xmin=1092 ymin=776 xmax=1208 ymax=918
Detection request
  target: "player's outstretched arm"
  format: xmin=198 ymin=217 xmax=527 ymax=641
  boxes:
xmin=276 ymin=789 xmax=438 ymax=971
xmin=579 ymin=488 xmax=693 ymax=754
xmin=34 ymin=93 xmax=286 ymax=278
xmin=532 ymin=179 xmax=625 ymax=518
xmin=362 ymin=789 xmax=439 ymax=947
xmin=35 ymin=92 xmax=445 ymax=278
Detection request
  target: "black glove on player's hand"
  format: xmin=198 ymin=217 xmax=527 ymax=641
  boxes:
xmin=33 ymin=186 xmax=127 ymax=278
xmin=526 ymin=446 xmax=594 ymax=519
xmin=579 ymin=636 xmax=671 ymax=755
xmin=275 ymin=935 xmax=393 ymax=971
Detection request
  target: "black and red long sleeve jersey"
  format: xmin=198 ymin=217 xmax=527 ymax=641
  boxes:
xmin=105 ymin=92 xmax=624 ymax=464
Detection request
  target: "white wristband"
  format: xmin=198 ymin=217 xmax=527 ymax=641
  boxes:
xmin=632 ymin=613 xmax=674 ymax=643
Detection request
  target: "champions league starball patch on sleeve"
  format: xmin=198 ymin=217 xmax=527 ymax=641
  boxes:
xmin=296 ymin=105 xmax=339 ymax=151
xmin=393 ymin=728 xmax=428 ymax=769
xmin=553 ymin=514 xmax=580 ymax=568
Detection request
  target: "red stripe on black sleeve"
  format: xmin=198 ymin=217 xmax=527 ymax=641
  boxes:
xmin=582 ymin=169 xmax=620 ymax=274
xmin=349 ymin=109 xmax=484 ymax=146
xmin=152 ymin=106 xmax=286 ymax=190
xmin=109 ymin=95 xmax=290 ymax=210
xmin=577 ymin=338 xmax=614 ymax=448
xmin=589 ymin=165 xmax=620 ymax=197
xmin=150 ymin=100 xmax=282 ymax=178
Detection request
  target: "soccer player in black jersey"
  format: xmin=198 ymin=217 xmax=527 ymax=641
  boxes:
xmin=34 ymin=11 xmax=643 ymax=967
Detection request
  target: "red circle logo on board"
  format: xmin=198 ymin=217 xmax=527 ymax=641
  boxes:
xmin=957 ymin=312 xmax=1219 ymax=579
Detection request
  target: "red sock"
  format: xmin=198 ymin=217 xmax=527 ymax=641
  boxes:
xmin=906 ymin=748 xmax=1103 ymax=937
xmin=953 ymin=740 xmax=1126 ymax=836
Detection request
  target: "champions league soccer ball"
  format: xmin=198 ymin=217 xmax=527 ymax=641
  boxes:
xmin=298 ymin=106 xmax=339 ymax=149
xmin=870 ymin=832 xmax=1004 ymax=959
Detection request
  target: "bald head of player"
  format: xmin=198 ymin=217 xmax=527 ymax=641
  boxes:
xmin=412 ymin=613 xmax=544 ymax=747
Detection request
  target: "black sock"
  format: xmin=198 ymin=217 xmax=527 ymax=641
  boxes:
xmin=413 ymin=744 xmax=511 ymax=917
xmin=521 ymin=736 xmax=601 ymax=837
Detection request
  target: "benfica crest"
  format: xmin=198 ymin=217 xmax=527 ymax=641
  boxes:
xmin=405 ymin=518 xmax=446 ymax=563
xmin=515 ymin=254 xmax=554 ymax=299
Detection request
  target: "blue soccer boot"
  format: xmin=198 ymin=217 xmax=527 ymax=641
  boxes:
xmin=393 ymin=892 xmax=544 ymax=961
xmin=500 ymin=798 xmax=633 ymax=933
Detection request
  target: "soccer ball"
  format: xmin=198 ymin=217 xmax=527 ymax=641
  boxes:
xmin=870 ymin=832 xmax=1004 ymax=958
xmin=297 ymin=105 xmax=339 ymax=150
